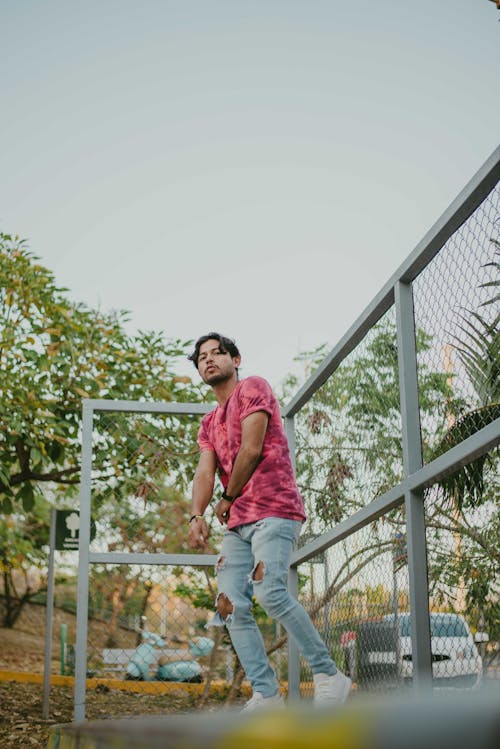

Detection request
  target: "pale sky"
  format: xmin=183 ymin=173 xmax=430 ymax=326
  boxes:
xmin=1 ymin=1 xmax=499 ymax=389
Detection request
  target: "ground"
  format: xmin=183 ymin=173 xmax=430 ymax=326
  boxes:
xmin=0 ymin=680 xmax=228 ymax=749
xmin=2 ymin=614 xmax=498 ymax=749
xmin=0 ymin=624 xmax=239 ymax=749
xmin=0 ymin=626 xmax=49 ymax=673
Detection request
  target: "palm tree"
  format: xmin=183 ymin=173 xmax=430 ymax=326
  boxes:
xmin=437 ymin=239 xmax=499 ymax=509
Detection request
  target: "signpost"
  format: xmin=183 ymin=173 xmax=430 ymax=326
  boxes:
xmin=43 ymin=509 xmax=94 ymax=718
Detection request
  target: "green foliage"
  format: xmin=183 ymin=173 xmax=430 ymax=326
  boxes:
xmin=0 ymin=495 xmax=50 ymax=572
xmin=0 ymin=495 xmax=51 ymax=625
xmin=435 ymin=240 xmax=500 ymax=510
xmin=283 ymin=290 xmax=498 ymax=643
xmin=452 ymin=241 xmax=499 ymax=407
xmin=284 ymin=318 xmax=459 ymax=530
xmin=174 ymin=580 xmax=215 ymax=612
xmin=0 ymin=232 xmax=210 ymax=628
xmin=426 ymin=474 xmax=499 ymax=644
xmin=428 ymin=240 xmax=500 ymax=640
xmin=425 ymin=239 xmax=499 ymax=631
xmin=432 ymin=404 xmax=500 ymax=509
xmin=0 ymin=232 xmax=206 ymax=515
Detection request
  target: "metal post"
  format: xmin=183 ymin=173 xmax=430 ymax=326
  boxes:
xmin=395 ymin=281 xmax=432 ymax=692
xmin=74 ymin=401 xmax=94 ymax=721
xmin=42 ymin=507 xmax=57 ymax=719
xmin=287 ymin=565 xmax=301 ymax=700
xmin=323 ymin=555 xmax=331 ymax=650
xmin=284 ymin=415 xmax=301 ymax=700
xmin=60 ymin=623 xmax=67 ymax=676
xmin=392 ymin=562 xmax=401 ymax=681
xmin=284 ymin=414 xmax=296 ymax=471
xmin=405 ymin=489 xmax=433 ymax=689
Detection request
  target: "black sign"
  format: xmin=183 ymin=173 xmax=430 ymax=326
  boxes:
xmin=55 ymin=510 xmax=95 ymax=550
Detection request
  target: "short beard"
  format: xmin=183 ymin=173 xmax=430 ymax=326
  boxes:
xmin=203 ymin=371 xmax=232 ymax=386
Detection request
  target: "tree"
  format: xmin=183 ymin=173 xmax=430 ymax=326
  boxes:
xmin=283 ymin=319 xmax=462 ymax=529
xmin=0 ymin=232 xmax=208 ymax=626
xmin=0 ymin=496 xmax=50 ymax=626
xmin=435 ymin=241 xmax=499 ymax=507
xmin=427 ymin=239 xmax=499 ymax=643
xmin=282 ymin=312 xmax=498 ymax=647
xmin=0 ymin=232 xmax=206 ymax=514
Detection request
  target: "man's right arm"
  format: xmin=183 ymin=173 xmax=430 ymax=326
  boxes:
xmin=188 ymin=450 xmax=216 ymax=549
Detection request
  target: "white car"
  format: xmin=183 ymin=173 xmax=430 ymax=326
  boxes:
xmin=383 ymin=612 xmax=483 ymax=689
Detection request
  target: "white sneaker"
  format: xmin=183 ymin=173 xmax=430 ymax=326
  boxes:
xmin=313 ymin=671 xmax=352 ymax=706
xmin=241 ymin=691 xmax=285 ymax=713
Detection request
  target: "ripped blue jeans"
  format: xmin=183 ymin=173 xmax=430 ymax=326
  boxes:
xmin=210 ymin=517 xmax=336 ymax=697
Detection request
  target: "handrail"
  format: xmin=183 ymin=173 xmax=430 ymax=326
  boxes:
xmin=283 ymin=146 xmax=500 ymax=418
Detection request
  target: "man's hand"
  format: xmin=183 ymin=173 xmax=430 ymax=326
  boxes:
xmin=214 ymin=498 xmax=233 ymax=525
xmin=188 ymin=517 xmax=209 ymax=549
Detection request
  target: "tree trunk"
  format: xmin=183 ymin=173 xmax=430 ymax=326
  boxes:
xmin=1 ymin=569 xmax=36 ymax=628
xmin=198 ymin=628 xmax=226 ymax=707
xmin=105 ymin=577 xmax=138 ymax=647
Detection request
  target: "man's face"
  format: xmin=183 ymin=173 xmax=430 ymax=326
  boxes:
xmin=197 ymin=339 xmax=240 ymax=386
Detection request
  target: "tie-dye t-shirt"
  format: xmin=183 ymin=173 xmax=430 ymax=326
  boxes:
xmin=197 ymin=376 xmax=306 ymax=529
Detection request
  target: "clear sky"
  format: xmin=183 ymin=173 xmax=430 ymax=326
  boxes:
xmin=1 ymin=1 xmax=499 ymax=389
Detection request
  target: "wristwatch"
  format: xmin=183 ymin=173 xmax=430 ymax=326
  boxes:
xmin=221 ymin=490 xmax=235 ymax=502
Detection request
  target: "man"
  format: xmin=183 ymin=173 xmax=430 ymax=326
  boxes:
xmin=187 ymin=333 xmax=351 ymax=711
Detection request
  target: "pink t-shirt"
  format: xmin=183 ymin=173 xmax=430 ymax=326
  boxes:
xmin=197 ymin=376 xmax=306 ymax=529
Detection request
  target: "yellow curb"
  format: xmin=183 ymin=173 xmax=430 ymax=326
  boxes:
xmin=0 ymin=669 xmax=242 ymax=696
xmin=0 ymin=670 xmax=355 ymax=697
xmin=0 ymin=670 xmax=73 ymax=686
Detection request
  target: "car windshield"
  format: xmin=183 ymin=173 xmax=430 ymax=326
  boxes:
xmin=398 ymin=614 xmax=468 ymax=637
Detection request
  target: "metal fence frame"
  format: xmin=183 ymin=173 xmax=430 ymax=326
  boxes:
xmin=74 ymin=147 xmax=499 ymax=720
xmin=284 ymin=146 xmax=500 ymax=696
xmin=74 ymin=401 xmax=217 ymax=721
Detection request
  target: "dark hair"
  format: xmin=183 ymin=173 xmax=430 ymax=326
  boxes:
xmin=188 ymin=332 xmax=240 ymax=370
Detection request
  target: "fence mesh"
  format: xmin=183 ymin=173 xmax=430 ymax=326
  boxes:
xmin=289 ymin=305 xmax=410 ymax=697
xmin=89 ymin=411 xmax=205 ymax=555
xmin=291 ymin=183 xmax=499 ymax=697
xmin=82 ymin=563 xmax=236 ymax=685
xmin=424 ymin=454 xmax=499 ymax=684
xmin=412 ymin=185 xmax=499 ymax=465
xmin=293 ymin=306 xmax=403 ymax=535
xmin=297 ymin=513 xmax=409 ymax=696
xmin=81 ymin=409 xmax=233 ymax=694
xmin=53 ymin=168 xmax=498 ymax=716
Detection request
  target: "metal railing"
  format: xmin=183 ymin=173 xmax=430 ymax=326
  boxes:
xmin=285 ymin=146 xmax=499 ymax=696
xmin=73 ymin=147 xmax=499 ymax=719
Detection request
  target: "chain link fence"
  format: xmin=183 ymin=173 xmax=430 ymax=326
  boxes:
xmin=296 ymin=517 xmax=410 ymax=697
xmin=71 ymin=152 xmax=499 ymax=718
xmin=84 ymin=563 xmax=230 ymax=685
xmin=80 ymin=409 xmax=223 ymax=685
xmin=414 ymin=184 xmax=499 ymax=680
xmin=413 ymin=185 xmax=499 ymax=461
xmin=290 ymin=177 xmax=498 ymax=697
xmin=293 ymin=306 xmax=403 ymax=523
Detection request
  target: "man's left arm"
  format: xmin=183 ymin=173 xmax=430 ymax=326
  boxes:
xmin=214 ymin=410 xmax=269 ymax=524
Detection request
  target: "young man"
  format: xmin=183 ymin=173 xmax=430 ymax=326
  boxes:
xmin=187 ymin=333 xmax=351 ymax=711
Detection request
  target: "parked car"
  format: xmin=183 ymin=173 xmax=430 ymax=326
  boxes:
xmin=357 ymin=612 xmax=483 ymax=689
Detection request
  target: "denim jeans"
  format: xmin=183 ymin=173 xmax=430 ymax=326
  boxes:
xmin=210 ymin=517 xmax=337 ymax=697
